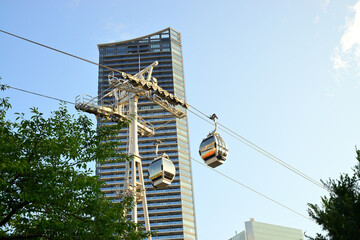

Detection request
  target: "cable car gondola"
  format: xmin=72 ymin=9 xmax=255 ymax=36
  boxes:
xmin=148 ymin=141 xmax=176 ymax=189
xmin=199 ymin=114 xmax=228 ymax=168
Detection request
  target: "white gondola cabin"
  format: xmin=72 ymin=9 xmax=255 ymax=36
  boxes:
xmin=148 ymin=153 xmax=176 ymax=189
xmin=199 ymin=114 xmax=228 ymax=168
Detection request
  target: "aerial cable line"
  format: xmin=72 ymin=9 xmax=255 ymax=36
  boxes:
xmin=188 ymin=106 xmax=328 ymax=191
xmin=152 ymin=118 xmax=176 ymax=131
xmin=145 ymin=134 xmax=311 ymax=220
xmin=8 ymin=85 xmax=311 ymax=221
xmin=1 ymin=29 xmax=327 ymax=191
xmin=0 ymin=29 xmax=126 ymax=107
xmin=190 ymin=156 xmax=311 ymax=220
xmin=0 ymin=29 xmax=120 ymax=75
xmin=7 ymin=86 xmax=75 ymax=105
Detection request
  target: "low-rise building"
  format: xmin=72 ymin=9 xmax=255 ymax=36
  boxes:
xmin=229 ymin=218 xmax=304 ymax=240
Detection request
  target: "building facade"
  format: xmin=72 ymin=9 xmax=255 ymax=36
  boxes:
xmin=229 ymin=219 xmax=304 ymax=240
xmin=96 ymin=28 xmax=197 ymax=240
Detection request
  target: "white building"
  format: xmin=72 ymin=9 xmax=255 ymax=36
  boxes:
xmin=229 ymin=219 xmax=304 ymax=240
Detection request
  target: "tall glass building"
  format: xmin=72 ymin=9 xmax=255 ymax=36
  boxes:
xmin=96 ymin=28 xmax=197 ymax=240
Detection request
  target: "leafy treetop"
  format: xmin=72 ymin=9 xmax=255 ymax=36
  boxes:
xmin=0 ymin=80 xmax=151 ymax=240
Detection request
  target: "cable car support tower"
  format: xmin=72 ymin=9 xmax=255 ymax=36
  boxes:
xmin=75 ymin=61 xmax=189 ymax=238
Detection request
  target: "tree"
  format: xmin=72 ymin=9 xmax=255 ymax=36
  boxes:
xmin=0 ymin=82 xmax=151 ymax=240
xmin=307 ymin=150 xmax=360 ymax=240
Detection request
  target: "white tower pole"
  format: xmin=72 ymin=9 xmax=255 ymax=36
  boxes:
xmin=128 ymin=94 xmax=151 ymax=238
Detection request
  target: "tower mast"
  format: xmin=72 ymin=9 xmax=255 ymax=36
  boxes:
xmin=75 ymin=61 xmax=189 ymax=239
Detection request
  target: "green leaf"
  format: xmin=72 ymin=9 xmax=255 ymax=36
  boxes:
xmin=0 ymin=82 xmax=151 ymax=239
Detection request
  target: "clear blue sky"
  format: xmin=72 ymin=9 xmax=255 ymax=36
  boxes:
xmin=1 ymin=0 xmax=360 ymax=239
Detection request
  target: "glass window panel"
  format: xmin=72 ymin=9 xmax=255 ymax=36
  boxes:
xmin=183 ymin=219 xmax=194 ymax=227
xmin=170 ymin=29 xmax=179 ymax=36
xmin=180 ymin=169 xmax=191 ymax=179
xmin=175 ymin=83 xmax=185 ymax=92
xmin=183 ymin=205 xmax=194 ymax=214
xmin=181 ymin=181 xmax=192 ymax=189
xmin=180 ymin=174 xmax=191 ymax=182
xmin=116 ymin=46 xmax=126 ymax=51
xmin=172 ymin=44 xmax=181 ymax=51
xmin=174 ymin=73 xmax=183 ymax=81
xmin=174 ymin=62 xmax=183 ymax=70
xmin=180 ymin=164 xmax=191 ymax=172
xmin=184 ymin=233 xmax=196 ymax=240
xmin=139 ymin=38 xmax=149 ymax=43
xmin=173 ymin=57 xmax=183 ymax=66
xmin=172 ymin=52 xmax=181 ymax=59
xmin=184 ymin=226 xmax=196 ymax=234
xmin=182 ymin=199 xmax=193 ymax=207
xmin=150 ymin=34 xmax=160 ymax=39
xmin=181 ymin=187 xmax=193 ymax=195
xmin=183 ymin=213 xmax=194 ymax=221
xmin=172 ymin=48 xmax=182 ymax=57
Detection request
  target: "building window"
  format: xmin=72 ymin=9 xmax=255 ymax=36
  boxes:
xmin=172 ymin=44 xmax=181 ymax=51
xmin=116 ymin=46 xmax=126 ymax=51
xmin=151 ymin=44 xmax=160 ymax=48
xmin=171 ymin=29 xmax=180 ymax=36
xmin=139 ymin=38 xmax=149 ymax=43
xmin=150 ymin=34 xmax=160 ymax=39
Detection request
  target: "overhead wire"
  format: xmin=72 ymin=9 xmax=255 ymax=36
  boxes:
xmin=0 ymin=29 xmax=120 ymax=74
xmin=0 ymin=29 xmax=125 ymax=109
xmin=190 ymin=156 xmax=311 ymax=220
xmin=145 ymin=131 xmax=311 ymax=220
xmin=1 ymin=29 xmax=326 ymax=191
xmin=7 ymin=85 xmax=311 ymax=221
xmin=7 ymin=78 xmax=326 ymax=192
xmin=188 ymin=107 xmax=328 ymax=191
xmin=7 ymin=86 xmax=75 ymax=105
xmin=153 ymin=118 xmax=175 ymax=131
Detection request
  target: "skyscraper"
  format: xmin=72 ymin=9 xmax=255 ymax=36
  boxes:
xmin=96 ymin=28 xmax=197 ymax=240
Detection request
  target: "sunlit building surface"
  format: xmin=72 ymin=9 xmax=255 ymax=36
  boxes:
xmin=96 ymin=28 xmax=197 ymax=240
xmin=229 ymin=219 xmax=304 ymax=240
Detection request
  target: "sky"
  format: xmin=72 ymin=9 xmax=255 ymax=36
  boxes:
xmin=1 ymin=0 xmax=360 ymax=239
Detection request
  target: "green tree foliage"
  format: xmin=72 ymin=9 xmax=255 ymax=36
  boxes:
xmin=0 ymin=82 xmax=151 ymax=239
xmin=307 ymin=150 xmax=360 ymax=240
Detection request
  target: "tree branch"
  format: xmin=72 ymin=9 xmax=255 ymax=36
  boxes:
xmin=0 ymin=234 xmax=49 ymax=240
xmin=0 ymin=201 xmax=29 ymax=227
